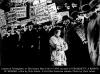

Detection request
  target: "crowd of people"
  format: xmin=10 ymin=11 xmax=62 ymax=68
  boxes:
xmin=1 ymin=15 xmax=91 ymax=67
xmin=1 ymin=0 xmax=100 ymax=67
xmin=1 ymin=21 xmax=52 ymax=66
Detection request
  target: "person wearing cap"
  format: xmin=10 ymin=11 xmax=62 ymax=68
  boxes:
xmin=49 ymin=29 xmax=68 ymax=66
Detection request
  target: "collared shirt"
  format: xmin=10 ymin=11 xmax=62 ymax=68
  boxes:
xmin=49 ymin=35 xmax=68 ymax=62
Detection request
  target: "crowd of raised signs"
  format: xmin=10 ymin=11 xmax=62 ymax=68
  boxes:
xmin=1 ymin=0 xmax=100 ymax=66
xmin=0 ymin=1 xmax=79 ymax=39
xmin=0 ymin=0 xmax=99 ymax=43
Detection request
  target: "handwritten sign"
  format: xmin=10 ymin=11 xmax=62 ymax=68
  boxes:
xmin=48 ymin=3 xmax=57 ymax=14
xmin=34 ymin=2 xmax=50 ymax=24
xmin=11 ymin=6 xmax=26 ymax=18
xmin=47 ymin=3 xmax=58 ymax=21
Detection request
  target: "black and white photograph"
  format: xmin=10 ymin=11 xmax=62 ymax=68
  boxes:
xmin=0 ymin=0 xmax=100 ymax=73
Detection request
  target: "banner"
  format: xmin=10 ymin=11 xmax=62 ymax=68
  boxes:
xmin=11 ymin=6 xmax=27 ymax=18
xmin=34 ymin=2 xmax=50 ymax=24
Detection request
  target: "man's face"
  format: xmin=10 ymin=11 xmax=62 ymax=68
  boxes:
xmin=56 ymin=30 xmax=61 ymax=37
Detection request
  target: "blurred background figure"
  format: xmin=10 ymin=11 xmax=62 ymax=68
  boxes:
xmin=87 ymin=12 xmax=100 ymax=66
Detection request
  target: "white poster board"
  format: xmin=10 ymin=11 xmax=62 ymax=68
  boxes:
xmin=11 ymin=6 xmax=26 ymax=18
xmin=47 ymin=3 xmax=58 ymax=21
xmin=34 ymin=2 xmax=50 ymax=24
xmin=48 ymin=3 xmax=57 ymax=14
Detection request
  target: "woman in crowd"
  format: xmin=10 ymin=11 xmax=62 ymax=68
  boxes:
xmin=49 ymin=28 xmax=68 ymax=66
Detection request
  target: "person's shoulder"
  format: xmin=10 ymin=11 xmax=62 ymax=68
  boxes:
xmin=51 ymin=35 xmax=55 ymax=38
xmin=59 ymin=37 xmax=63 ymax=40
xmin=50 ymin=36 xmax=56 ymax=40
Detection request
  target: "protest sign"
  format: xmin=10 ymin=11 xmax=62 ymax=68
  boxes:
xmin=11 ymin=6 xmax=27 ymax=18
xmin=34 ymin=2 xmax=50 ymax=24
xmin=48 ymin=3 xmax=57 ymax=14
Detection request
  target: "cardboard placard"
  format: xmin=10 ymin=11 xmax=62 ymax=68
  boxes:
xmin=48 ymin=3 xmax=57 ymax=14
xmin=11 ymin=6 xmax=27 ymax=18
xmin=34 ymin=2 xmax=50 ymax=24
